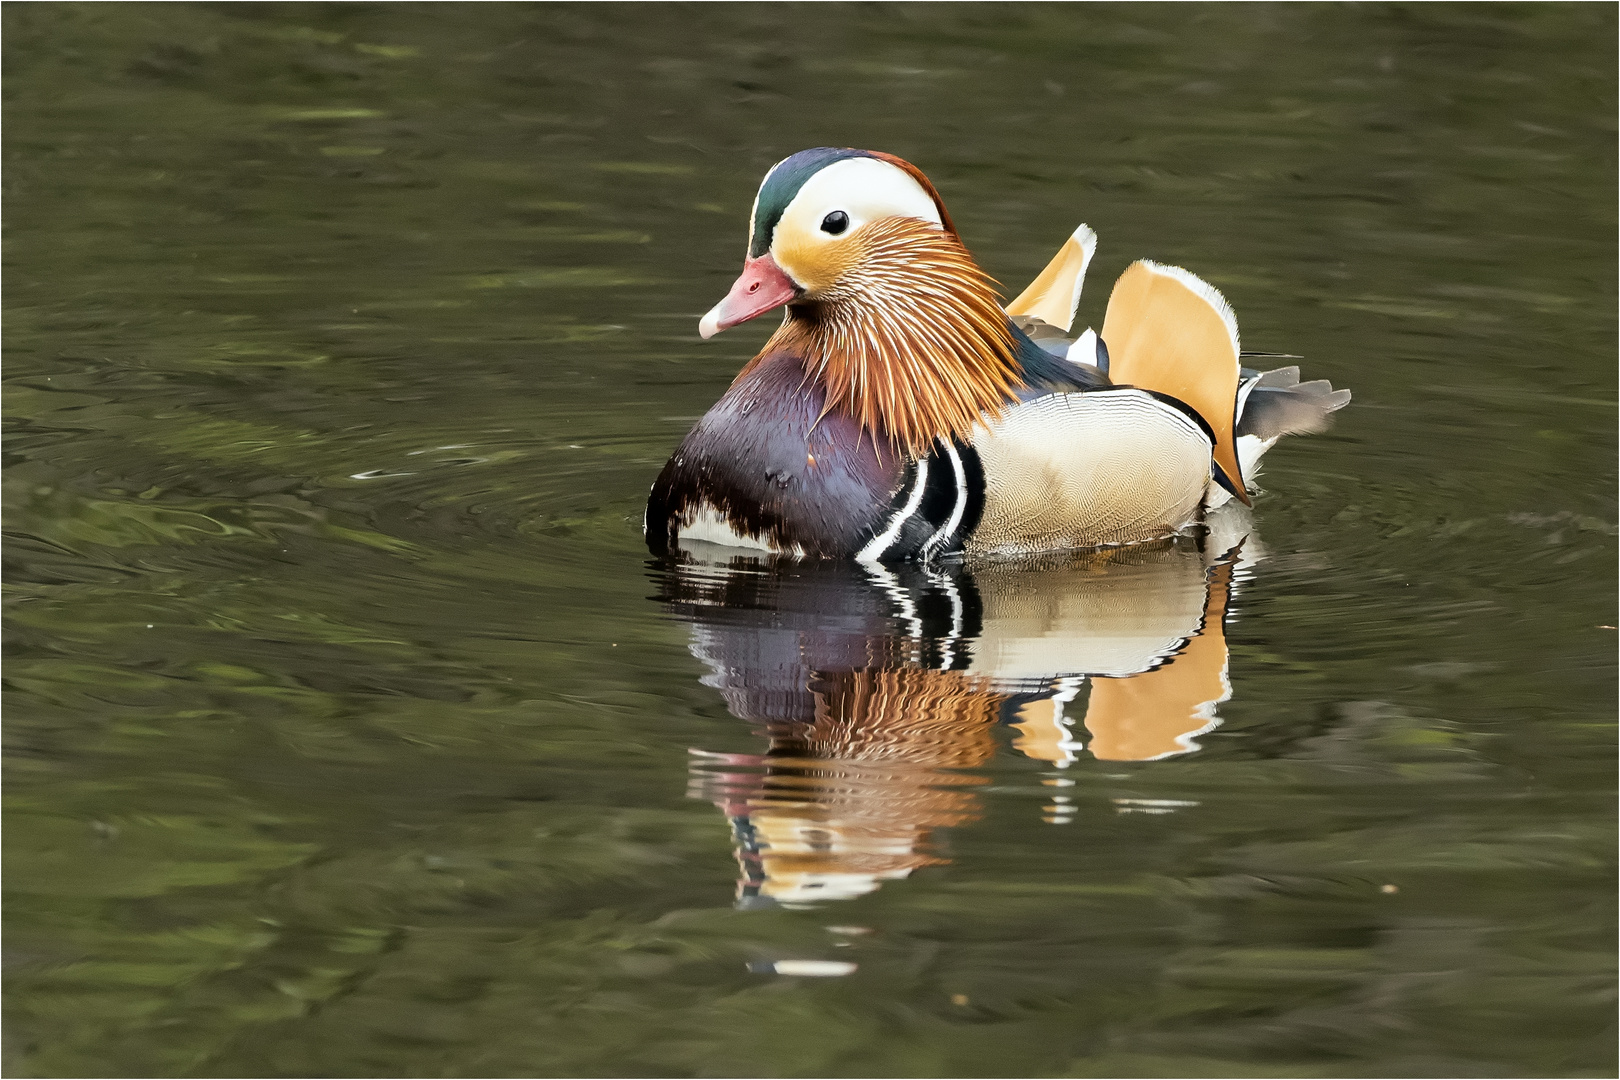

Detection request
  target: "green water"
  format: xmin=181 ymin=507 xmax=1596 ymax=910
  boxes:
xmin=5 ymin=4 xmax=1615 ymax=1077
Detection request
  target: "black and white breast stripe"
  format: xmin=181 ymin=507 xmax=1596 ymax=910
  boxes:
xmin=857 ymin=438 xmax=986 ymax=563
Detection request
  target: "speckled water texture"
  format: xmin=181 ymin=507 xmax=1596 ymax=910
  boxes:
xmin=5 ymin=4 xmax=1615 ymax=1077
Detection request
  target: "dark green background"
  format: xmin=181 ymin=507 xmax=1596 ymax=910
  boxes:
xmin=5 ymin=3 xmax=1614 ymax=1076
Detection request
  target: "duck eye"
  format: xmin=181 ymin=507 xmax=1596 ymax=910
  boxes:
xmin=820 ymin=211 xmax=849 ymax=236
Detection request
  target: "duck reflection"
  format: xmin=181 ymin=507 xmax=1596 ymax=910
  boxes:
xmin=653 ymin=508 xmax=1260 ymax=907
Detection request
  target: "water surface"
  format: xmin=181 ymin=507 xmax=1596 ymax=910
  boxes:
xmin=6 ymin=4 xmax=1615 ymax=1077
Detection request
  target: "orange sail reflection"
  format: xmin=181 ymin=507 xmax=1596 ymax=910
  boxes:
xmin=1075 ymin=559 xmax=1231 ymax=762
xmin=659 ymin=517 xmax=1258 ymax=906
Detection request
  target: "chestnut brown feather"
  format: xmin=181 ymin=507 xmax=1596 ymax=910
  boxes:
xmin=742 ymin=217 xmax=1025 ymax=460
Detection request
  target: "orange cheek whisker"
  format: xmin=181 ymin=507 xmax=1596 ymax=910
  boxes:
xmin=733 ymin=217 xmax=1023 ymax=460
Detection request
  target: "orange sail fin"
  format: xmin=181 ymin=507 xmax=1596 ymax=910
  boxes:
xmin=1006 ymin=224 xmax=1097 ymax=333
xmin=1100 ymin=261 xmax=1247 ymax=503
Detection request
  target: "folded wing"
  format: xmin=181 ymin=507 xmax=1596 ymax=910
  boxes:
xmin=1100 ymin=260 xmax=1248 ymax=504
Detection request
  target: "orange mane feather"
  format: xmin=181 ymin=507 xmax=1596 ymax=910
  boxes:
xmin=740 ymin=217 xmax=1024 ymax=459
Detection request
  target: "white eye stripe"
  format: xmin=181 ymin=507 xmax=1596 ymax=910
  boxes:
xmin=776 ymin=157 xmax=942 ymax=252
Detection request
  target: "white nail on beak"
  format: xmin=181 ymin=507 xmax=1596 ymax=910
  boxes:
xmin=698 ymin=304 xmax=723 ymax=339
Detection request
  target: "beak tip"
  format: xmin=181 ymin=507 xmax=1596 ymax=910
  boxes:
xmin=698 ymin=254 xmax=796 ymax=339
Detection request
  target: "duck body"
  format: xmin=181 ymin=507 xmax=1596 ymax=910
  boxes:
xmin=648 ymin=322 xmax=1114 ymax=559
xmin=646 ymin=147 xmax=1348 ymax=562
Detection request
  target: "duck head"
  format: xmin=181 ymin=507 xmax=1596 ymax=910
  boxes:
xmin=699 ymin=148 xmax=1025 ymax=457
xmin=700 ymin=148 xmax=952 ymax=336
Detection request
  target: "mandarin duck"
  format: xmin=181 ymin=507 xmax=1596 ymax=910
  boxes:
xmin=646 ymin=147 xmax=1349 ymax=561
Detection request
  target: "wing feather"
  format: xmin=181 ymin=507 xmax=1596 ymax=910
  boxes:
xmin=1006 ymin=225 xmax=1098 ymax=334
xmin=1100 ymin=260 xmax=1248 ymax=504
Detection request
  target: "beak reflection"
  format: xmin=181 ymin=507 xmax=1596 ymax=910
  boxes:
xmin=652 ymin=508 xmax=1264 ymax=907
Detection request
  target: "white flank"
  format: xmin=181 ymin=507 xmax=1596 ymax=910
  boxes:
xmin=966 ymin=390 xmax=1212 ymax=556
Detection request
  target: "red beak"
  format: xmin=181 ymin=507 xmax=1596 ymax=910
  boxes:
xmin=699 ymin=254 xmax=799 ymax=339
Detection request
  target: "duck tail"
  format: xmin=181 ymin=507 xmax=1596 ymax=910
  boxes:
xmin=1099 ymin=261 xmax=1248 ymax=503
xmin=1236 ymin=365 xmax=1352 ymax=440
xmin=1224 ymin=365 xmax=1352 ymax=489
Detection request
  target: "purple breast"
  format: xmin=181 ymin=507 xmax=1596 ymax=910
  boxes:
xmin=646 ymin=350 xmax=904 ymax=557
